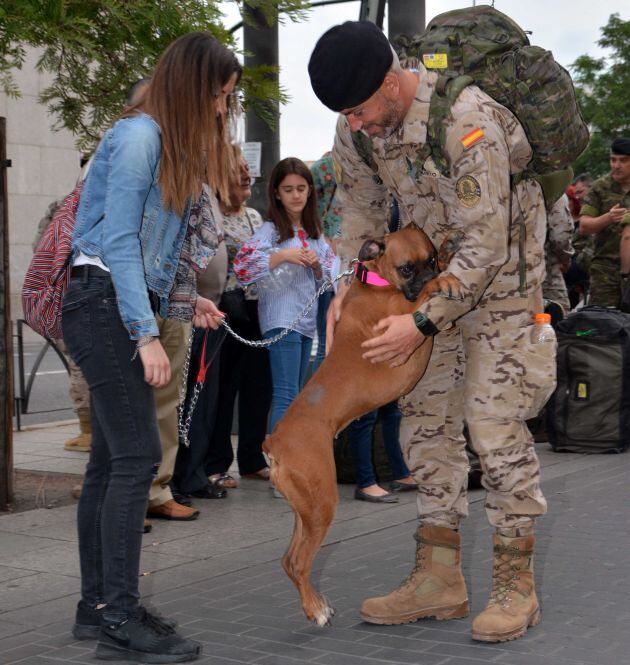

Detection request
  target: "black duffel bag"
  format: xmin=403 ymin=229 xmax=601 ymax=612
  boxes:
xmin=547 ymin=306 xmax=630 ymax=453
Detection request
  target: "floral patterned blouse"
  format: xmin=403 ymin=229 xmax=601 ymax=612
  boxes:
xmin=222 ymin=206 xmax=264 ymax=298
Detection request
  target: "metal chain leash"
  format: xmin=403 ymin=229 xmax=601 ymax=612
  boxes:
xmin=177 ymin=264 xmax=356 ymax=446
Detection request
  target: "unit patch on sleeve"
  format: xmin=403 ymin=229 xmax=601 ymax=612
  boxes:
xmin=455 ymin=175 xmax=481 ymax=208
xmin=460 ymin=128 xmax=485 ymax=150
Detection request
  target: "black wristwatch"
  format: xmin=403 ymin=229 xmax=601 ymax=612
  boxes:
xmin=412 ymin=311 xmax=439 ymax=337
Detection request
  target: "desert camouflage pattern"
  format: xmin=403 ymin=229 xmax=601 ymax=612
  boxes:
xmin=542 ymin=194 xmax=573 ymax=313
xmin=333 ymin=67 xmax=554 ymax=529
xmin=55 ymin=339 xmax=90 ymax=411
xmin=580 ymin=175 xmax=630 ymax=308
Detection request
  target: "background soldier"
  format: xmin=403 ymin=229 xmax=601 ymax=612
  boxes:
xmin=543 ymin=194 xmax=574 ymax=316
xmin=309 ymin=21 xmax=555 ymax=643
xmin=579 ymin=138 xmax=630 ymax=307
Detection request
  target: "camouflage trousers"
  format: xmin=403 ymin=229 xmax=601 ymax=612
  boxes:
xmin=587 ymin=261 xmax=622 ymax=309
xmin=55 ymin=339 xmax=90 ymax=412
xmin=400 ymin=291 xmax=555 ymax=532
xmin=542 ymin=264 xmax=570 ymax=315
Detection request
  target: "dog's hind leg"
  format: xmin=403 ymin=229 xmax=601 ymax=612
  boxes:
xmin=276 ymin=461 xmax=338 ymax=627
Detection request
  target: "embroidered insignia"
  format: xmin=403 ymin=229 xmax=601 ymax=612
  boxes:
xmin=460 ymin=128 xmax=485 ymax=149
xmin=455 ymin=175 xmax=481 ymax=208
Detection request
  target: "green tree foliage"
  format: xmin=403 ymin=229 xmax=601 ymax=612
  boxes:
xmin=571 ymin=13 xmax=630 ymax=178
xmin=0 ymin=0 xmax=309 ymax=151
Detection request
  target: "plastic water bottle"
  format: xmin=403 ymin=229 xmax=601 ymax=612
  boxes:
xmin=531 ymin=313 xmax=555 ymax=343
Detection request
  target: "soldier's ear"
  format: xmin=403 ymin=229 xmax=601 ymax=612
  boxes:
xmin=358 ymin=239 xmax=385 ymax=261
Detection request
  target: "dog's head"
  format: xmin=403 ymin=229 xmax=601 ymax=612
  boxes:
xmin=358 ymin=224 xmax=438 ymax=302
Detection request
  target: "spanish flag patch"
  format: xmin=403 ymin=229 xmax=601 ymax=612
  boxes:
xmin=460 ymin=128 xmax=484 ymax=149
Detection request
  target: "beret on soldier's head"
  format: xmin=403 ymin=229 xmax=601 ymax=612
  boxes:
xmin=611 ymin=137 xmax=630 ymax=155
xmin=308 ymin=21 xmax=393 ymax=112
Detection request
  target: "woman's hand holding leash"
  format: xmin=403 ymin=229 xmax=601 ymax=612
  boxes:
xmin=193 ymin=296 xmax=225 ymax=330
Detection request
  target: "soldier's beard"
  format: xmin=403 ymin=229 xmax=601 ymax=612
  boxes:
xmin=362 ymin=97 xmax=405 ymax=139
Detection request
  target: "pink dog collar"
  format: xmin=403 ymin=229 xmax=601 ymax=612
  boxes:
xmin=354 ymin=262 xmax=391 ymax=287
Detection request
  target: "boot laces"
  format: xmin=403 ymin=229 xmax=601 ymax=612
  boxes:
xmin=489 ymin=546 xmax=524 ymax=608
xmin=399 ymin=540 xmax=428 ymax=590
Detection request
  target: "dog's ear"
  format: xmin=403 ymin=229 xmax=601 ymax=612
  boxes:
xmin=437 ymin=231 xmax=465 ymax=271
xmin=358 ymin=239 xmax=385 ymax=262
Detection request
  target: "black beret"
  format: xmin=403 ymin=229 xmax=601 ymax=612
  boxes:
xmin=308 ymin=21 xmax=393 ymax=112
xmin=611 ymin=137 xmax=630 ymax=155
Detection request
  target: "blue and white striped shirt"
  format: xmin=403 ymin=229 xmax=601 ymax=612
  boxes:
xmin=235 ymin=221 xmax=336 ymax=338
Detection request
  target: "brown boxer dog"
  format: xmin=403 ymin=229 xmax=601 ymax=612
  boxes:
xmin=263 ymin=223 xmax=463 ymax=626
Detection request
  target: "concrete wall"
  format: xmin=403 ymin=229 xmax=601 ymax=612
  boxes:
xmin=1 ymin=48 xmax=81 ymax=321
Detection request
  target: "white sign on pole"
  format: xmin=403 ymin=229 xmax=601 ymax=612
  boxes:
xmin=241 ymin=142 xmax=262 ymax=178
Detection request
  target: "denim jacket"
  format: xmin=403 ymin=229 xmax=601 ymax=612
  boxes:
xmin=73 ymin=113 xmax=190 ymax=339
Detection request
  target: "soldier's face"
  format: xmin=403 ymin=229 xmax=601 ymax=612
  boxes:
xmin=573 ymin=181 xmax=590 ymax=201
xmin=611 ymin=154 xmax=630 ymax=185
xmin=342 ymin=75 xmax=404 ymax=138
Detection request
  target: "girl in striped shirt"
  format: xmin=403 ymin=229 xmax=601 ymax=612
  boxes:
xmin=235 ymin=157 xmax=335 ymax=433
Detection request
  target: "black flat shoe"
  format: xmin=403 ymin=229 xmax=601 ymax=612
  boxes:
xmin=190 ymin=483 xmax=227 ymax=499
xmin=171 ymin=490 xmax=193 ymax=507
xmin=390 ymin=480 xmax=418 ymax=492
xmin=354 ymin=488 xmax=399 ymax=503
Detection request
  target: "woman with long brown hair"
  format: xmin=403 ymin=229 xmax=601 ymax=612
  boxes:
xmin=234 ymin=158 xmax=336 ymax=447
xmin=61 ymin=32 xmax=240 ymax=662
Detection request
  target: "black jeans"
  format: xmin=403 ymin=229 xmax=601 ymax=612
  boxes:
xmin=208 ymin=301 xmax=271 ymax=476
xmin=61 ymin=274 xmax=161 ymax=621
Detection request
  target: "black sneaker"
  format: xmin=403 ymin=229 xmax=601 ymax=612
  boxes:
xmin=72 ymin=602 xmax=177 ymax=641
xmin=95 ymin=607 xmax=200 ymax=662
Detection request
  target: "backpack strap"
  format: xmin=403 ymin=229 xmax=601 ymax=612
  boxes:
xmin=350 ymin=131 xmax=383 ymax=185
xmin=426 ymin=74 xmax=474 ymax=177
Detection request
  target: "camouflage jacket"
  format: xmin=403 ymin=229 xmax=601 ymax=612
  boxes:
xmin=332 ymin=65 xmax=546 ymax=331
xmin=580 ymin=175 xmax=630 ymax=264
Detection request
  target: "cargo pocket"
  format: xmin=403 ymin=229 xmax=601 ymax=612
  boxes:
xmin=465 ymin=327 xmax=556 ymax=423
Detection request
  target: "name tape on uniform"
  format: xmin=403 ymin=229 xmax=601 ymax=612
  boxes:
xmin=422 ymin=53 xmax=448 ymax=69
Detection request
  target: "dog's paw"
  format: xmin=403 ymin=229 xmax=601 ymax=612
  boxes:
xmin=425 ymin=274 xmax=464 ymax=300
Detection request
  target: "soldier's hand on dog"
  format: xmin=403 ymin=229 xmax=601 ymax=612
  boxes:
xmin=362 ymin=313 xmax=426 ymax=367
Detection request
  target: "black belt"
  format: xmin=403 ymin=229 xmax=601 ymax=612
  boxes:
xmin=70 ymin=264 xmax=111 ymax=279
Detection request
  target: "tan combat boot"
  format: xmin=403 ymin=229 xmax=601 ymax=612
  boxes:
xmin=360 ymin=525 xmax=469 ymax=625
xmin=471 ymin=533 xmax=540 ymax=642
xmin=64 ymin=408 xmax=92 ymax=452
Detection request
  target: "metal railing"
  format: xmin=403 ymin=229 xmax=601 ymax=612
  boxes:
xmin=12 ymin=319 xmax=70 ymax=431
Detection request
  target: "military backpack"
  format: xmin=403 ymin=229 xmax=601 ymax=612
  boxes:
xmin=353 ymin=5 xmax=589 ymax=207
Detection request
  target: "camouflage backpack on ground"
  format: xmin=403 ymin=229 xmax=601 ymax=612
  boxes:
xmin=353 ymin=5 xmax=589 ymax=207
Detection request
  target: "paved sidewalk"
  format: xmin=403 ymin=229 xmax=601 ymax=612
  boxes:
xmin=1 ymin=423 xmax=629 ymax=665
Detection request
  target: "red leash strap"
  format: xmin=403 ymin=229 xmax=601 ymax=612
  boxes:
xmin=195 ymin=327 xmax=227 ymax=384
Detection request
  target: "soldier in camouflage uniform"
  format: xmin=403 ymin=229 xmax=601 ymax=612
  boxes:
xmin=542 ymin=194 xmax=573 ymax=315
xmin=580 ymin=138 xmax=630 ymax=308
xmin=309 ymin=21 xmax=556 ymax=642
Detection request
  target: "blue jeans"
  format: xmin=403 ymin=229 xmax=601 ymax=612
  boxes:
xmin=348 ymin=400 xmax=410 ymax=489
xmin=264 ymin=329 xmax=313 ymax=432
xmin=62 ymin=272 xmax=161 ymax=621
xmin=313 ymin=289 xmax=333 ymax=372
